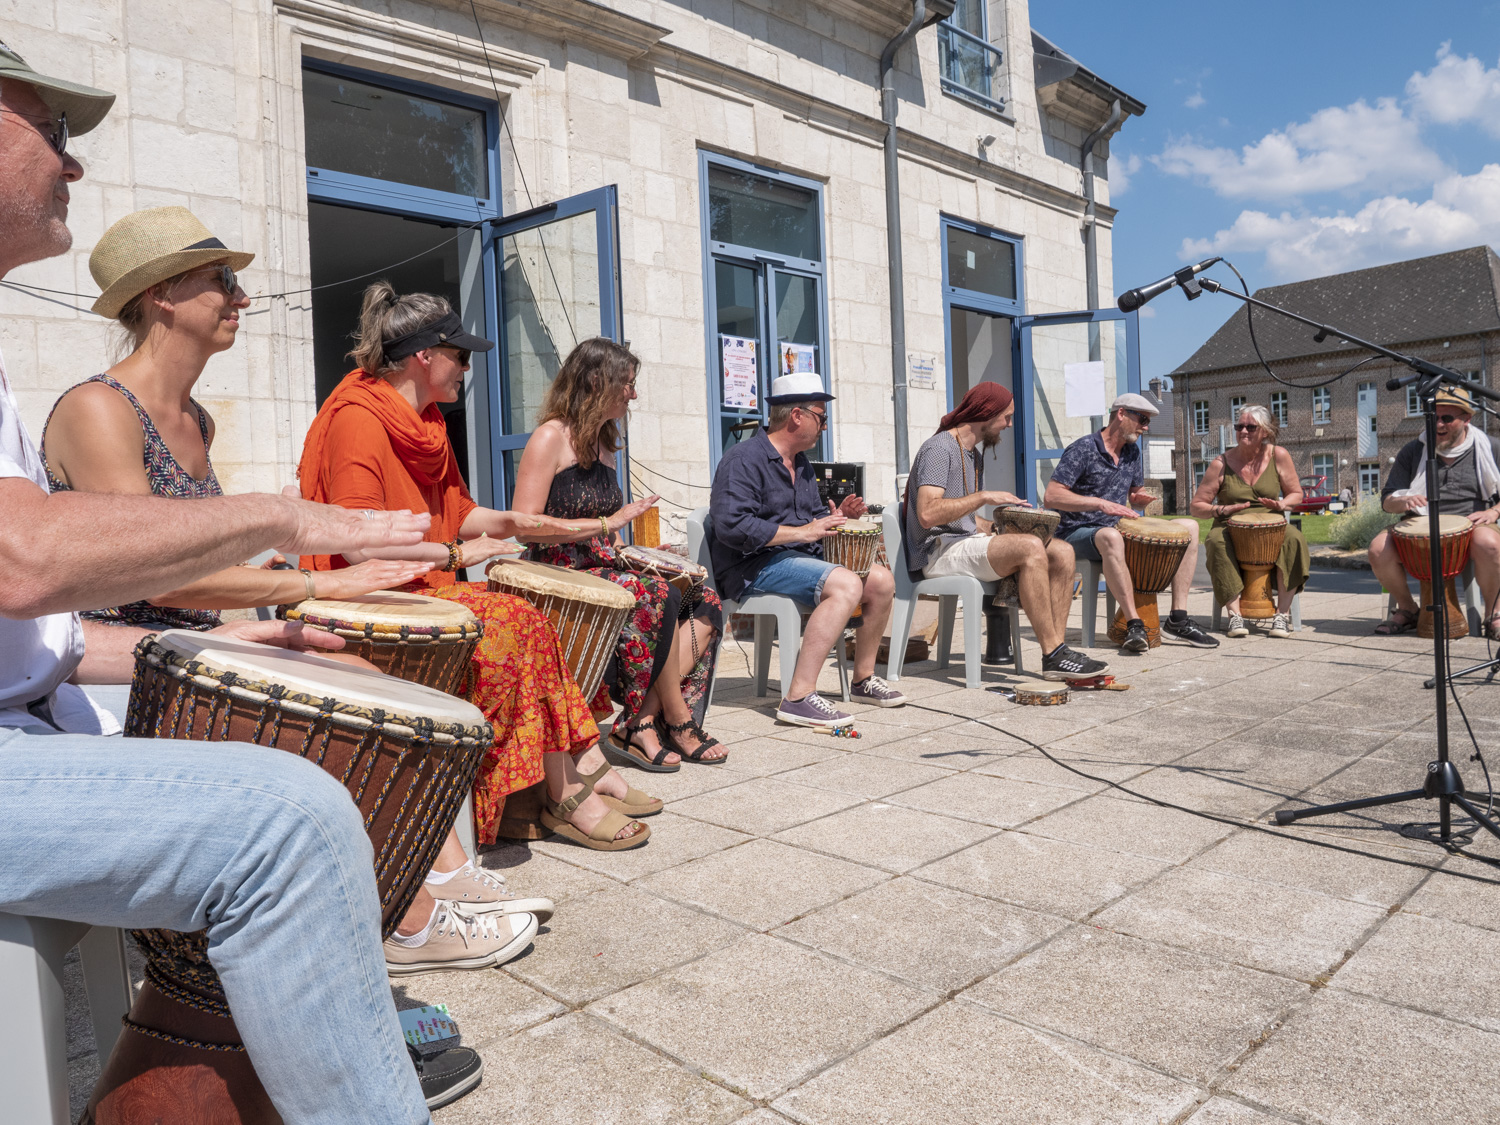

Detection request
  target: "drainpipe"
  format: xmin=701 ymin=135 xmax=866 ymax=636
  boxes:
xmin=881 ymin=0 xmax=925 ymax=477
xmin=1080 ymin=98 xmax=1123 ymax=311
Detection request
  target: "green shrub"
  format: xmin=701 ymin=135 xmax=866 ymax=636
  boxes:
xmin=1328 ymin=500 xmax=1400 ymax=551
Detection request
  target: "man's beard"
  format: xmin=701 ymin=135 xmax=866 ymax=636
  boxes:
xmin=0 ymin=186 xmax=71 ymax=270
xmin=1437 ymin=426 xmax=1467 ymax=453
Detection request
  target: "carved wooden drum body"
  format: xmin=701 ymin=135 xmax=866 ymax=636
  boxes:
xmin=1225 ymin=511 xmax=1287 ymax=620
xmin=993 ymin=506 xmax=1061 ymax=545
xmin=1391 ymin=514 xmax=1473 ymax=639
xmin=823 ymin=520 xmax=883 ymax=578
xmin=1107 ymin=517 xmax=1191 ymax=649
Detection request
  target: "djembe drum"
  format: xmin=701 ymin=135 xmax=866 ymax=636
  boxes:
xmin=85 ymin=631 xmax=492 ymax=1125
xmin=993 ymin=506 xmax=1061 ymax=544
xmin=487 ymin=559 xmax=636 ymax=700
xmin=619 ymin=543 xmax=709 ymax=617
xmin=1390 ymin=514 xmax=1472 ymax=639
xmin=823 ymin=519 xmax=883 ymax=577
xmin=1106 ymin=517 xmax=1192 ymax=649
xmin=280 ymin=589 xmax=482 ymax=694
xmin=1225 ymin=510 xmax=1288 ymax=620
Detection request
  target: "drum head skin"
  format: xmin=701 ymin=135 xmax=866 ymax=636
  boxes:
xmin=1117 ymin=516 xmax=1192 ymax=542
xmin=488 ymin=559 xmax=637 ymax=609
xmin=1226 ymin=510 xmax=1287 ymax=528
xmin=290 ymin=590 xmax=478 ymax=628
xmin=619 ymin=545 xmax=709 ymax=578
xmin=1393 ymin=514 xmax=1473 ymax=539
xmin=152 ymin=629 xmax=486 ymax=726
xmin=838 ymin=520 xmax=881 ymax=535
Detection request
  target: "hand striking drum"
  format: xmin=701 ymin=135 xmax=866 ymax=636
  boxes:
xmin=1106 ymin=517 xmax=1192 ymax=649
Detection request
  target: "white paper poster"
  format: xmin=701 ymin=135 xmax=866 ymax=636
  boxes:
xmin=779 ymin=341 xmax=817 ymax=376
xmin=1063 ymin=360 xmax=1107 ymax=418
xmin=721 ymin=335 xmax=758 ymax=409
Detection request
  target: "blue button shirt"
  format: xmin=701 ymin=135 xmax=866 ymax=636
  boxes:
xmin=709 ymin=429 xmax=826 ymax=602
xmin=1052 ymin=431 xmax=1144 ymax=537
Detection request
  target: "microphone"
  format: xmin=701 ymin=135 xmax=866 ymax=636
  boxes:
xmin=1117 ymin=257 xmax=1222 ymax=313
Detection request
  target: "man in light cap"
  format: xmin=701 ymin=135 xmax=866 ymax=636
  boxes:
xmin=0 ymin=41 xmax=473 ymax=1119
xmin=905 ymin=382 xmax=1110 ymax=680
xmin=710 ymin=371 xmax=905 ymax=728
xmin=1371 ymin=384 xmax=1500 ymax=636
xmin=1045 ymin=392 xmax=1216 ymax=653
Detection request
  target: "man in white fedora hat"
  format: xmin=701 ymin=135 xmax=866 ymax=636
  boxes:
xmin=710 ymin=371 xmax=905 ymax=728
xmin=0 ymin=41 xmax=478 ymax=1119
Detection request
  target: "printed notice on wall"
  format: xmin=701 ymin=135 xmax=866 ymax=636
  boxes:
xmin=908 ymin=353 xmax=936 ymax=390
xmin=721 ymin=335 xmax=758 ymax=409
xmin=1063 ymin=360 xmax=1107 ymax=418
xmin=779 ymin=341 xmax=817 ymax=376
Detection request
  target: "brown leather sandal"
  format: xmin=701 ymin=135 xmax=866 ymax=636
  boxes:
xmin=540 ymin=775 xmax=649 ymax=851
xmin=577 ymin=760 xmax=663 ymax=818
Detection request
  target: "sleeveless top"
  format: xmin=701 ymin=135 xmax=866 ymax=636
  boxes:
xmin=525 ymin=459 xmax=623 ymax=571
xmin=1211 ymin=451 xmax=1281 ymax=528
xmin=43 ymin=374 xmax=223 ymax=630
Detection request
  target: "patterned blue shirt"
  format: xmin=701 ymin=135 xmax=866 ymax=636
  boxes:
xmin=1051 ymin=431 xmax=1144 ymax=537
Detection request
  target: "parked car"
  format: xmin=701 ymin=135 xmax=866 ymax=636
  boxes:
xmin=1291 ymin=475 xmax=1334 ymax=514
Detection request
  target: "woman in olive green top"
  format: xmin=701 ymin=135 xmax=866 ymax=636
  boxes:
xmin=1190 ymin=404 xmax=1310 ymax=638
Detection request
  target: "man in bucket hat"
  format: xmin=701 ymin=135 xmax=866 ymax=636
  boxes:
xmin=0 ymin=42 xmax=474 ymax=1120
xmin=710 ymin=372 xmax=906 ymax=729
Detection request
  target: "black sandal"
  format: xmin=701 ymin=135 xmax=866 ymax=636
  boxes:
xmin=660 ymin=718 xmax=728 ymax=765
xmin=603 ymin=723 xmax=681 ymax=773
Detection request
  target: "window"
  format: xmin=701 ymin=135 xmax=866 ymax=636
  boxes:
xmin=1312 ymin=386 xmax=1331 ymax=423
xmin=1407 ymin=384 xmax=1421 ymax=416
xmin=1270 ymin=391 xmax=1288 ymax=426
xmin=939 ymin=0 xmax=1005 ymax=114
xmin=1230 ymin=395 xmax=1246 ymax=421
xmin=1312 ymin=453 xmax=1334 ymax=486
xmin=1194 ymin=400 xmax=1210 ymax=434
xmin=1359 ymin=461 xmax=1381 ymax=494
xmin=1369 ymin=414 xmax=1378 ymax=436
xmin=1192 ymin=460 xmax=1209 ymax=489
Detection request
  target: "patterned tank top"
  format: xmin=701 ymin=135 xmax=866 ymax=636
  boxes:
xmin=43 ymin=374 xmax=223 ymax=630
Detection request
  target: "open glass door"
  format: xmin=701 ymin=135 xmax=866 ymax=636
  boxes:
xmin=1015 ymin=309 xmax=1140 ymax=502
xmin=490 ymin=186 xmax=622 ymax=503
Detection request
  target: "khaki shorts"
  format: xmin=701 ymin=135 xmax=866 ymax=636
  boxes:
xmin=923 ymin=533 xmax=1001 ymax=583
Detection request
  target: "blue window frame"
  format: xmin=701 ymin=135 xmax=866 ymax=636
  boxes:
xmin=939 ymin=1 xmax=1006 ymax=116
xmin=699 ymin=152 xmax=830 ymax=467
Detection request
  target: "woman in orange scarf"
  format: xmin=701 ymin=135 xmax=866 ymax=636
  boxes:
xmin=300 ymin=284 xmax=661 ymax=862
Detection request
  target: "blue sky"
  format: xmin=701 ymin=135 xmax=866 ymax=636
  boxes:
xmin=1038 ymin=0 xmax=1500 ymax=380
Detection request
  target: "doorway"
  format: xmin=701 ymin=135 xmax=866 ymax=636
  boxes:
xmin=948 ymin=306 xmax=1016 ymax=496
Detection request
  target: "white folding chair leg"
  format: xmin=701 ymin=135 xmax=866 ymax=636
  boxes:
xmin=78 ymin=925 xmax=133 ymax=1065
xmin=961 ymin=590 xmax=984 ymax=690
xmin=0 ymin=913 xmax=94 ymax=1125
xmin=935 ymin=595 xmax=958 ymax=669
xmin=775 ymin=602 xmax=803 ymax=700
xmin=835 ymin=639 xmax=851 ymax=700
xmin=1008 ymin=606 xmax=1025 ymax=675
xmin=455 ymin=792 xmax=477 ymax=864
xmin=1212 ymin=596 xmax=1223 ymax=631
xmin=886 ymin=596 xmax=915 ymax=683
xmin=1080 ymin=562 xmax=1101 ymax=648
xmin=1291 ymin=591 xmax=1302 ymax=632
xmin=753 ymin=615 xmax=775 ymax=697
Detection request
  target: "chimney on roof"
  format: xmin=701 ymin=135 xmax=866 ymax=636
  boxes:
xmin=1149 ymin=377 xmax=1164 ymax=397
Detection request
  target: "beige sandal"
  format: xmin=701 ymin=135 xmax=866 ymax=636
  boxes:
xmin=541 ymin=777 xmax=650 ymax=851
xmin=578 ymin=760 xmax=663 ymax=818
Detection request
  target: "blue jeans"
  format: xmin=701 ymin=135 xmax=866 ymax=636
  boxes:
xmin=0 ymin=726 xmax=430 ymax=1124
xmin=1062 ymin=524 xmax=1105 ymax=562
xmin=743 ymin=549 xmax=841 ymax=605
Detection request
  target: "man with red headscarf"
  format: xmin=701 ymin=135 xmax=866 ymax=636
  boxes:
xmin=904 ymin=383 xmax=1109 ymax=681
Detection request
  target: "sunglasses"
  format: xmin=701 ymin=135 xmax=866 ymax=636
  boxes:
xmin=800 ymin=407 xmax=829 ymax=430
xmin=1436 ymin=413 xmax=1466 ymax=425
xmin=1233 ymin=422 xmax=1260 ymax=432
xmin=440 ymin=346 xmax=471 ymax=366
xmin=1124 ymin=409 xmax=1152 ymax=424
xmin=189 ymin=263 xmax=240 ymax=297
xmin=2 ymin=108 xmax=66 ymax=157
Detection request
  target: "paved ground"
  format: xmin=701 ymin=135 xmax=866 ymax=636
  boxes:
xmin=66 ymin=569 xmax=1500 ymax=1123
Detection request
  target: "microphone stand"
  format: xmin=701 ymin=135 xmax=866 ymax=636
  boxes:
xmin=1194 ymin=277 xmax=1500 ymax=846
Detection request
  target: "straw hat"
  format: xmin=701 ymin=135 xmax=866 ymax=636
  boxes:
xmin=1435 ymin=385 xmax=1477 ymax=415
xmin=89 ymin=207 xmax=254 ymax=319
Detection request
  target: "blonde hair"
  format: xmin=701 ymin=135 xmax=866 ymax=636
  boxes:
xmin=112 ymin=269 xmax=200 ymax=355
xmin=348 ymin=281 xmax=453 ymax=377
xmin=1238 ymin=403 xmax=1278 ymax=444
xmin=535 ymin=337 xmax=639 ymax=469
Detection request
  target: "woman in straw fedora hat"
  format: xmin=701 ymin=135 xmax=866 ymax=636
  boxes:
xmin=43 ymin=206 xmax=427 ymax=647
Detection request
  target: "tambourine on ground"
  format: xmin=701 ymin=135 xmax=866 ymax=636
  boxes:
xmin=85 ymin=630 xmax=491 ymax=1124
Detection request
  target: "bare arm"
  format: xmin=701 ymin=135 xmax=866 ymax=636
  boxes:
xmin=914 ymin=485 xmax=1022 ymax=530
xmin=1267 ymin=447 xmax=1304 ymax=511
xmin=504 ymin=422 xmax=658 ymax=544
xmin=41 ymin=382 xmax=154 ymax=495
xmin=147 ymin=557 xmax=434 ymax=609
xmin=1189 ymin=457 xmax=1226 ymax=517
xmin=0 ymin=479 xmax=430 ymax=619
xmin=1044 ymin=479 xmax=1136 ymax=520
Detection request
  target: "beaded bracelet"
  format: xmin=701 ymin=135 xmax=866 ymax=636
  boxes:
xmin=443 ymin=541 xmax=462 ymax=572
xmin=598 ymin=516 xmax=610 ymax=539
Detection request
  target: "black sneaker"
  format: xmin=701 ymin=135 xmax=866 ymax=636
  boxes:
xmin=410 ymin=1042 xmax=483 ymax=1109
xmin=1041 ymin=645 xmax=1110 ymax=681
xmin=1120 ymin=620 xmax=1150 ymax=654
xmin=1161 ymin=615 xmax=1220 ymax=648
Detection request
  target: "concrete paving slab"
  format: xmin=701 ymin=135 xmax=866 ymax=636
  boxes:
xmin=1335 ymin=910 xmax=1500 ymax=1031
xmin=708 ymin=739 xmax=846 ymax=778
xmin=431 ymin=1012 xmax=750 ymax=1125
xmin=638 ymin=838 xmax=887 ymax=931
xmin=776 ymin=752 xmax=956 ymax=798
xmin=916 ymin=829 xmax=1171 ymax=919
xmin=478 ymin=843 xmax=618 ymax=903
xmin=771 ymin=1000 xmax=1199 ymax=1125
xmin=969 ymin=747 xmax=1126 ymax=791
xmin=1223 ymin=717 xmax=1394 ymax=757
xmin=1405 ymin=852 xmax=1500 ymax=930
xmin=1183 ymin=1097 xmax=1289 ymax=1123
xmin=1124 ymin=764 xmax=1302 ymax=819
xmin=634 ymin=761 xmax=759 ymax=802
xmin=886 ymin=770 xmax=1086 ymax=828
xmin=1024 ymin=792 xmax=1235 ymax=863
xmin=966 ymin=927 xmax=1306 ymax=1083
xmin=589 ymin=933 xmax=932 ymax=1100
xmin=859 ymin=727 xmax=1017 ymax=770
xmin=667 ymin=776 xmax=864 ymax=836
xmin=1190 ymin=828 xmax=1430 ymax=907
xmin=1224 ymin=990 xmax=1500 ymax=1124
xmin=530 ymin=810 xmax=752 ymax=882
xmin=776 ymin=876 xmax=1067 ymax=992
xmin=772 ymin=800 xmax=997 ymax=873
xmin=394 ymin=967 xmax=564 ymax=1049
xmin=504 ymin=884 xmax=744 ymax=1005
xmin=1094 ymin=865 xmax=1387 ymax=979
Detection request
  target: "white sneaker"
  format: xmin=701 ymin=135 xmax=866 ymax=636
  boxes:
xmin=1268 ymin=613 xmax=1291 ymax=639
xmin=427 ymin=862 xmax=553 ymax=923
xmin=1226 ymin=613 xmax=1249 ymax=638
xmin=385 ymin=903 xmax=538 ymax=974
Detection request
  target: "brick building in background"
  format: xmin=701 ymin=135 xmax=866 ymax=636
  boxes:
xmin=1169 ymin=247 xmax=1500 ymax=508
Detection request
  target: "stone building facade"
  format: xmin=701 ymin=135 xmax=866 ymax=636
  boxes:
xmin=1171 ymin=247 xmax=1500 ymax=506
xmin=5 ymin=0 xmax=1141 ymax=533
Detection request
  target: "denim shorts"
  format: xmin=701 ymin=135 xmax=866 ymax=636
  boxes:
xmin=743 ymin=550 xmax=841 ymax=606
xmin=1062 ymin=524 xmax=1104 ymax=562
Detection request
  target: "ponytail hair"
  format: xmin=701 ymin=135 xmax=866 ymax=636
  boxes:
xmin=348 ymin=281 xmax=454 ymax=376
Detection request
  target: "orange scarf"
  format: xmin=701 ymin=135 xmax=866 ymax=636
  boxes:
xmin=298 ymin=368 xmax=455 ymax=499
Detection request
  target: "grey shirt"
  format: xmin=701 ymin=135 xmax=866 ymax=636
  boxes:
xmin=1383 ymin=434 xmax=1500 ymax=516
xmin=904 ymin=430 xmax=984 ymax=570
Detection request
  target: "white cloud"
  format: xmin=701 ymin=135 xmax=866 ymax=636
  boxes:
xmin=1109 ymin=152 xmax=1142 ymax=195
xmin=1180 ymin=163 xmax=1500 ymax=280
xmin=1153 ymin=97 xmax=1446 ymax=200
xmin=1407 ymin=44 xmax=1500 ymax=136
xmin=1184 ymin=91 xmax=1205 ymax=109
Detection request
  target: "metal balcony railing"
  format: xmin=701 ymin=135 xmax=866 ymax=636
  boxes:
xmin=938 ymin=22 xmax=1005 ymax=115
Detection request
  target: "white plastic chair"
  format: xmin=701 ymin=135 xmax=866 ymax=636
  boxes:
xmin=883 ymin=508 xmax=1023 ymax=689
xmin=686 ymin=507 xmax=849 ymax=704
xmin=1078 ymin=558 xmax=1117 ymax=649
